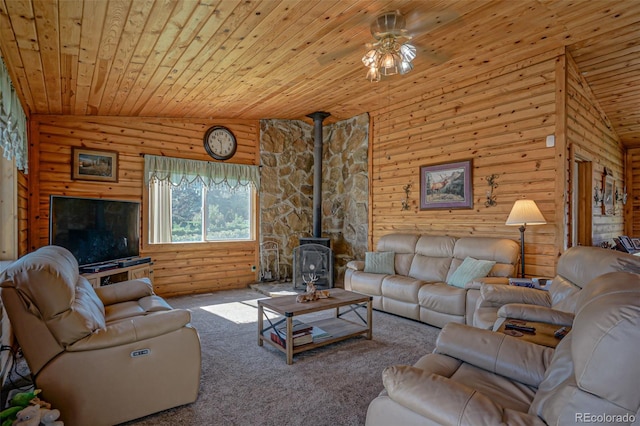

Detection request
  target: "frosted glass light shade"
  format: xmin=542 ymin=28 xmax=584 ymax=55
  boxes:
xmin=366 ymin=66 xmax=381 ymax=82
xmin=400 ymin=43 xmax=416 ymax=62
xmin=362 ymin=49 xmax=378 ymax=67
xmin=506 ymin=199 xmax=546 ymax=226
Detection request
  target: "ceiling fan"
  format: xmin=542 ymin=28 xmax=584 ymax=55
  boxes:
xmin=362 ymin=11 xmax=417 ymax=82
xmin=317 ymin=9 xmax=457 ymax=81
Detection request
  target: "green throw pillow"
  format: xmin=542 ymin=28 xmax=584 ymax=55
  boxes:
xmin=364 ymin=251 xmax=395 ymax=275
xmin=447 ymin=257 xmax=496 ymax=288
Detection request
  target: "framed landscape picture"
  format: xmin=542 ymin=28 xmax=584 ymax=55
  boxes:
xmin=420 ymin=160 xmax=473 ymax=210
xmin=72 ymin=148 xmax=118 ymax=182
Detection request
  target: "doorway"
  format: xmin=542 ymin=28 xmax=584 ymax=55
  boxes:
xmin=573 ymin=159 xmax=593 ymax=247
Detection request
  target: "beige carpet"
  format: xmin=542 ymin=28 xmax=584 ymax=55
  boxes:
xmin=123 ymin=288 xmax=441 ymax=426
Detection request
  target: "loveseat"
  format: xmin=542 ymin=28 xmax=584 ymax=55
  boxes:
xmin=366 ymin=271 xmax=640 ymax=425
xmin=344 ymin=234 xmax=519 ymax=328
xmin=0 ymin=246 xmax=202 ymax=426
xmin=474 ymin=245 xmax=640 ymax=330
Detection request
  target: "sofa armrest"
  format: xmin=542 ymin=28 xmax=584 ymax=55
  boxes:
xmin=95 ymin=278 xmax=154 ymax=306
xmin=382 ymin=365 xmax=546 ymax=426
xmin=466 ymin=276 xmax=509 ymax=290
xmin=479 ymin=284 xmax=552 ymax=307
xmin=497 ymin=304 xmax=575 ymax=326
xmin=346 ymin=260 xmax=365 ymax=271
xmin=68 ymin=309 xmax=192 ymax=351
xmin=435 ymin=322 xmax=553 ymax=387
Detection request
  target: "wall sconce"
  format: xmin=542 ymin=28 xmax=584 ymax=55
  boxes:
xmin=616 ymin=186 xmax=628 ymax=205
xmin=401 ymin=183 xmax=412 ymax=211
xmin=484 ymin=174 xmax=498 ymax=207
xmin=594 ymin=186 xmax=604 ymax=205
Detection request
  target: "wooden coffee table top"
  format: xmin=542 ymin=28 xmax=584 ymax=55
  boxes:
xmin=258 ymin=288 xmax=371 ymax=316
xmin=497 ymin=319 xmax=571 ymax=348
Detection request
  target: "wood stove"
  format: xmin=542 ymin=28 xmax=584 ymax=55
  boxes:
xmin=292 ymin=112 xmax=335 ymax=289
xmin=293 ymin=239 xmax=333 ymax=289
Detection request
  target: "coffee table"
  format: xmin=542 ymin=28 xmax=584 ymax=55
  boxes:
xmin=257 ymin=289 xmax=372 ymax=364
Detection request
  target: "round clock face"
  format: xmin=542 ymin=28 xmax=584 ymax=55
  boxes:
xmin=204 ymin=126 xmax=237 ymax=160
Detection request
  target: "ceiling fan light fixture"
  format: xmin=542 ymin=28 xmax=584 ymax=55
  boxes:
xmin=381 ymin=52 xmax=398 ymax=70
xmin=400 ymin=43 xmax=417 ymax=62
xmin=371 ymin=10 xmax=407 ymax=39
xmin=366 ymin=66 xmax=381 ymax=82
xmin=362 ymin=49 xmax=379 ymax=67
xmin=362 ymin=12 xmax=416 ymax=82
xmin=399 ymin=60 xmax=414 ymax=75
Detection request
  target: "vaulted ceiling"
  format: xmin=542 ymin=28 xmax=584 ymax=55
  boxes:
xmin=1 ymin=0 xmax=639 ymax=147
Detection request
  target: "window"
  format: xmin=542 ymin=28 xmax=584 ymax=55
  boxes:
xmin=145 ymin=155 xmax=260 ymax=244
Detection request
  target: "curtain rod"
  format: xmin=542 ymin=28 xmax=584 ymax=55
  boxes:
xmin=139 ymin=153 xmax=262 ymax=167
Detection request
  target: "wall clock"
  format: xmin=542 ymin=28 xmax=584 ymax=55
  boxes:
xmin=203 ymin=126 xmax=237 ymax=160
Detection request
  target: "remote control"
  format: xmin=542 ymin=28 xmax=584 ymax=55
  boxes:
xmin=505 ymin=323 xmax=536 ymax=333
xmin=554 ymin=327 xmax=568 ymax=338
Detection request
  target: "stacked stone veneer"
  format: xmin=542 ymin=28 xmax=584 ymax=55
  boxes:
xmin=260 ymin=113 xmax=369 ymax=285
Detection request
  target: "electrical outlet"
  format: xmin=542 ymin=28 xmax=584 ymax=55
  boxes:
xmin=251 ymin=265 xmax=256 ymax=271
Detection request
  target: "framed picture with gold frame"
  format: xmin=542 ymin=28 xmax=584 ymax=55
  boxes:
xmin=72 ymin=148 xmax=119 ymax=182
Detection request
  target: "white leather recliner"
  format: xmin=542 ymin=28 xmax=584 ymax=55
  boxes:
xmin=0 ymin=245 xmax=202 ymax=426
xmin=366 ymin=271 xmax=640 ymax=425
xmin=473 ymin=245 xmax=640 ymax=330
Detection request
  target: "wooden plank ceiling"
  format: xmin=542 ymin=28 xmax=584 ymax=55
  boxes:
xmin=1 ymin=0 xmax=639 ymax=147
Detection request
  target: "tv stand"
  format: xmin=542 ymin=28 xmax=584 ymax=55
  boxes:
xmin=82 ymin=263 xmax=152 ymax=288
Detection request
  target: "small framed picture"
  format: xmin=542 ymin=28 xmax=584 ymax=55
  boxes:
xmin=602 ymin=174 xmax=615 ymax=215
xmin=72 ymin=148 xmax=118 ymax=182
xmin=632 ymin=238 xmax=640 ymax=250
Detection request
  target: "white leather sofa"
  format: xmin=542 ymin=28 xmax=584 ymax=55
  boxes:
xmin=344 ymin=234 xmax=519 ymax=328
xmin=474 ymin=245 xmax=640 ymax=330
xmin=0 ymin=246 xmax=201 ymax=426
xmin=366 ymin=271 xmax=640 ymax=425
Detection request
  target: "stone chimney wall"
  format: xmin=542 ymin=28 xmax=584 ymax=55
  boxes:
xmin=260 ymin=114 xmax=369 ymax=285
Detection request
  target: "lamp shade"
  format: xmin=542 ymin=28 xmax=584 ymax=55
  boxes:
xmin=506 ymin=199 xmax=546 ymax=226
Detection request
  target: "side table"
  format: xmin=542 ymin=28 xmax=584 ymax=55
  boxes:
xmin=497 ymin=319 xmax=571 ymax=348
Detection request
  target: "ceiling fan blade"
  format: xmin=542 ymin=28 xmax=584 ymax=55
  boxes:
xmin=404 ymin=9 xmax=461 ymax=36
xmin=419 ymin=48 xmax=450 ymax=65
xmin=317 ymin=44 xmax=365 ymax=66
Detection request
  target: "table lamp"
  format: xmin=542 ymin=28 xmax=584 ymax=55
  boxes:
xmin=506 ymin=199 xmax=546 ymax=278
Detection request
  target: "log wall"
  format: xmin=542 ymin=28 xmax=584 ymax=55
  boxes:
xmin=369 ymin=51 xmax=563 ymax=278
xmin=566 ymin=54 xmax=625 ymax=245
xmin=18 ymin=170 xmax=28 ymax=256
xmin=628 ymin=148 xmax=640 ymax=237
xmin=28 ymin=115 xmax=260 ymax=297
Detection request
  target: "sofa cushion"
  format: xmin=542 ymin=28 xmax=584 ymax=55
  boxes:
xmin=447 ymin=257 xmax=496 ymax=288
xmin=382 ymin=275 xmax=423 ymax=303
xmin=364 ymin=251 xmax=395 ymax=275
xmin=408 ymin=235 xmax=456 ymax=282
xmin=453 ymin=237 xmax=519 ymax=277
xmin=376 ymin=234 xmax=420 ymax=276
xmin=418 ymin=283 xmax=467 ymax=316
xmin=350 ymin=272 xmax=385 ymax=296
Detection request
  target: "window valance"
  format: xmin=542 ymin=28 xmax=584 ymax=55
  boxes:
xmin=0 ymin=57 xmax=28 ymax=172
xmin=144 ymin=155 xmax=260 ymax=191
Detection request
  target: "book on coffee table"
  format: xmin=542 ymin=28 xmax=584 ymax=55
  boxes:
xmin=275 ymin=319 xmax=313 ymax=335
xmin=270 ymin=330 xmax=313 ymax=347
xmin=311 ymin=326 xmax=329 ymax=339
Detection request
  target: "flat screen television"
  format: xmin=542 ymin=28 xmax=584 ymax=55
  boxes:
xmin=49 ymin=196 xmax=141 ymax=266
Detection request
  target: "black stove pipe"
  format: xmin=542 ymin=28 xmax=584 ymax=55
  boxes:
xmin=306 ymin=111 xmax=331 ymax=238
